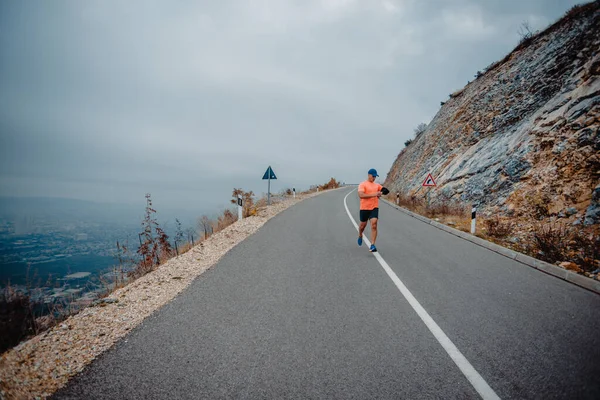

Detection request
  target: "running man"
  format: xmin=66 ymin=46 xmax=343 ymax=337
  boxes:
xmin=357 ymin=168 xmax=383 ymax=252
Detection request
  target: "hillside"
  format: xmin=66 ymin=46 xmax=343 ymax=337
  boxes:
xmin=384 ymin=2 xmax=600 ymax=226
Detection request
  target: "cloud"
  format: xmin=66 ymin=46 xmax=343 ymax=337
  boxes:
xmin=442 ymin=5 xmax=496 ymax=38
xmin=0 ymin=0 xmax=583 ymax=213
xmin=382 ymin=0 xmax=399 ymax=13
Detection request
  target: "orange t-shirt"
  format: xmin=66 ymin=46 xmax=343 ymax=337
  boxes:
xmin=358 ymin=180 xmax=383 ymax=210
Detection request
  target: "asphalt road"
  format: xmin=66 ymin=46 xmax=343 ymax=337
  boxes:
xmin=54 ymin=187 xmax=600 ymax=399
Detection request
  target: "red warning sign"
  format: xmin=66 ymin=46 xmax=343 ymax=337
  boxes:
xmin=422 ymin=173 xmax=437 ymax=187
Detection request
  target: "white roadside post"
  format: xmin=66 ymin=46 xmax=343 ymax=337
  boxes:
xmin=293 ymin=187 xmax=296 ymax=198
xmin=237 ymin=194 xmax=243 ymax=221
xmin=471 ymin=206 xmax=477 ymax=235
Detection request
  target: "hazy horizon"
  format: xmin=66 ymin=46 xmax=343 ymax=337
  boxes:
xmin=0 ymin=195 xmax=217 ymax=226
xmin=0 ymin=0 xmax=584 ymax=214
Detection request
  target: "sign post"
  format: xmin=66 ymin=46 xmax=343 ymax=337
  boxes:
xmin=422 ymin=173 xmax=437 ymax=207
xmin=293 ymin=188 xmax=296 ymax=198
xmin=262 ymin=166 xmax=277 ymax=205
xmin=237 ymin=194 xmax=243 ymax=221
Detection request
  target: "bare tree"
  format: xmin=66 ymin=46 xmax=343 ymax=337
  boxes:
xmin=414 ymin=123 xmax=427 ymax=137
xmin=198 ymin=215 xmax=212 ymax=239
xmin=174 ymin=218 xmax=184 ymax=244
xmin=136 ymin=193 xmax=171 ymax=270
xmin=518 ymin=21 xmax=534 ymax=41
xmin=114 ymin=239 xmax=134 ymax=288
xmin=186 ymin=227 xmax=196 ymax=244
xmin=137 ymin=193 xmax=158 ymax=272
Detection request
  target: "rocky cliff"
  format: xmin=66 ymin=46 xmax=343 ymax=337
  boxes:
xmin=384 ymin=2 xmax=600 ymax=226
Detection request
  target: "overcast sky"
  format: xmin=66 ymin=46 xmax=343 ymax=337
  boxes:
xmin=0 ymin=0 xmax=583 ymax=215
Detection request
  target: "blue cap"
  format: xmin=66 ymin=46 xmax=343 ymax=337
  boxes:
xmin=368 ymin=168 xmax=378 ymax=177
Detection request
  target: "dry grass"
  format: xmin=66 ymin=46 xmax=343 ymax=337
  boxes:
xmin=387 ymin=193 xmax=599 ymax=275
xmin=525 ymin=191 xmax=551 ymax=220
xmin=216 ymin=209 xmax=238 ymax=231
xmin=484 ymin=216 xmax=515 ymax=238
xmin=177 ymin=241 xmax=194 ymax=255
xmin=390 ymin=193 xmax=466 ymax=219
xmin=566 ymin=228 xmax=600 ymax=273
xmin=527 ymin=222 xmax=600 ymax=272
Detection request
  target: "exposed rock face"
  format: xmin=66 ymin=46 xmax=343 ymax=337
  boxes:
xmin=585 ymin=183 xmax=600 ymax=224
xmin=385 ymin=3 xmax=600 ymax=225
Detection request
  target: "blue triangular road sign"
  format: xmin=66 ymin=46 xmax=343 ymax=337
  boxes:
xmin=262 ymin=166 xmax=277 ymax=180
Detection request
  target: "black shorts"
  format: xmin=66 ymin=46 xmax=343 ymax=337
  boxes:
xmin=359 ymin=208 xmax=379 ymax=222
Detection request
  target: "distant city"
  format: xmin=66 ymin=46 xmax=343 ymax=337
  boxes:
xmin=0 ymin=196 xmax=198 ymax=307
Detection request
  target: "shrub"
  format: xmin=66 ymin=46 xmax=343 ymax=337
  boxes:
xmin=254 ymin=197 xmax=267 ymax=210
xmin=484 ymin=216 xmax=515 ymax=238
xmin=571 ymin=229 xmax=600 ymax=273
xmin=395 ymin=193 xmax=422 ymax=210
xmin=319 ymin=178 xmax=340 ymax=190
xmin=525 ymin=191 xmax=550 ymax=220
xmin=404 ymin=139 xmax=413 ymax=147
xmin=217 ymin=209 xmax=237 ymax=231
xmin=423 ymin=201 xmax=465 ymax=219
xmin=0 ymin=286 xmax=37 ymax=353
xmin=174 ymin=219 xmax=185 ymax=245
xmin=517 ymin=21 xmax=534 ymax=42
xmin=529 ymin=221 xmax=570 ymax=263
xmin=155 ymin=225 xmax=172 ymax=261
xmin=135 ymin=193 xmax=171 ymax=274
xmin=231 ymin=188 xmax=255 ymax=218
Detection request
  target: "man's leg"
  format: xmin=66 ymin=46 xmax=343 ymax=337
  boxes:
xmin=358 ymin=210 xmax=368 ymax=239
xmin=359 ymin=221 xmax=368 ymax=238
xmin=370 ymin=218 xmax=378 ymax=245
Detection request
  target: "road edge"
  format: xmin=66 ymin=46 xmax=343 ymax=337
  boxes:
xmin=381 ymin=199 xmax=600 ymax=295
xmin=0 ymin=189 xmax=336 ymax=400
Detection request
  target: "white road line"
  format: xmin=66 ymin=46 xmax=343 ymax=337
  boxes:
xmin=344 ymin=189 xmax=500 ymax=400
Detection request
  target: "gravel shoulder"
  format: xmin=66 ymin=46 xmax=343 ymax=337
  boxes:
xmin=0 ymin=192 xmax=322 ymax=400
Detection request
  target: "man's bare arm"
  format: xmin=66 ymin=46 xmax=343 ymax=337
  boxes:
xmin=358 ymin=190 xmax=381 ymax=199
